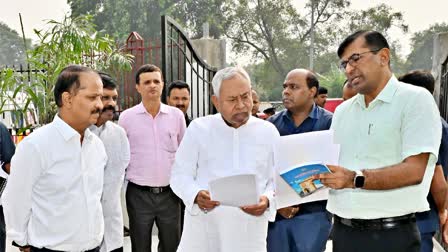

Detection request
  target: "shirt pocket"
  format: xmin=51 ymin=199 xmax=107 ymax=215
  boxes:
xmin=162 ymin=132 xmax=179 ymax=153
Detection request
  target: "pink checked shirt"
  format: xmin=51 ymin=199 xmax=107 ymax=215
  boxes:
xmin=118 ymin=103 xmax=186 ymax=186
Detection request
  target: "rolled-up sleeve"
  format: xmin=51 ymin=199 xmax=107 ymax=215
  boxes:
xmin=2 ymin=140 xmax=43 ymax=246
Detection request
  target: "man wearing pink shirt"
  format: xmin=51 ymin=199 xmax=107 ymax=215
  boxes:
xmin=118 ymin=64 xmax=186 ymax=252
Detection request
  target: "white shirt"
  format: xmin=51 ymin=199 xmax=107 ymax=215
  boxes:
xmin=2 ymin=115 xmax=107 ymax=251
xmin=328 ymin=76 xmax=442 ymax=219
xmin=90 ymin=121 xmax=130 ymax=252
xmin=170 ymin=114 xmax=279 ymax=252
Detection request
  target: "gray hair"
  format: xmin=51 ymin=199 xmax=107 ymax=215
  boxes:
xmin=211 ymin=66 xmax=251 ymax=97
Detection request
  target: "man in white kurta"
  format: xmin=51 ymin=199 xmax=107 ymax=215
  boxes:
xmin=170 ymin=67 xmax=279 ymax=252
xmin=90 ymin=71 xmax=130 ymax=252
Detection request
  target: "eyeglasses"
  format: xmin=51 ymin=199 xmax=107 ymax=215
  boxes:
xmin=339 ymin=48 xmax=382 ymax=72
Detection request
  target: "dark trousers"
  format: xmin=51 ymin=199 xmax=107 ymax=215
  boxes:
xmin=126 ymin=182 xmax=181 ymax=252
xmin=420 ymin=232 xmax=435 ymax=252
xmin=0 ymin=206 xmax=5 ymax=252
xmin=332 ymin=217 xmax=421 ymax=252
xmin=267 ymin=211 xmax=331 ymax=252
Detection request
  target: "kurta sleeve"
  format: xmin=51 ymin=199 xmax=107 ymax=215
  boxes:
xmin=2 ymin=139 xmax=43 ymax=246
xmin=262 ymin=128 xmax=279 ymax=221
xmin=170 ymin=121 xmax=202 ymax=214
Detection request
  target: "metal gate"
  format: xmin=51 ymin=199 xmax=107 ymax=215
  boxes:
xmin=441 ymin=57 xmax=448 ymax=120
xmin=161 ymin=15 xmax=217 ymax=119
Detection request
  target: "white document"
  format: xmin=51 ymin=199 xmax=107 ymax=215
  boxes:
xmin=209 ymin=174 xmax=259 ymax=207
xmin=274 ymin=129 xmax=340 ymax=209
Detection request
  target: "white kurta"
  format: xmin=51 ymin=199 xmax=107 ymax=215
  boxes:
xmin=91 ymin=121 xmax=130 ymax=252
xmin=170 ymin=114 xmax=279 ymax=252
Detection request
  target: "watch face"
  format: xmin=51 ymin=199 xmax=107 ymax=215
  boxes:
xmin=355 ymin=176 xmax=365 ymax=188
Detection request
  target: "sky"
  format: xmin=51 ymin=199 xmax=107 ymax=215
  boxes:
xmin=0 ymin=0 xmax=447 ymax=57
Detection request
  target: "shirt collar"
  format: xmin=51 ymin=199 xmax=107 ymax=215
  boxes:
xmin=53 ymin=114 xmax=93 ymax=142
xmin=135 ymin=102 xmax=169 ymax=114
xmin=284 ymin=103 xmax=319 ymax=120
xmin=355 ymin=75 xmax=399 ymax=106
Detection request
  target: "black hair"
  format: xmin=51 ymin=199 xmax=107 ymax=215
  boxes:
xmin=318 ymin=86 xmax=328 ymax=95
xmin=135 ymin=64 xmax=163 ymax=84
xmin=54 ymin=65 xmax=97 ymax=107
xmin=306 ymin=71 xmax=319 ymax=91
xmin=98 ymin=72 xmax=117 ymax=90
xmin=398 ymin=70 xmax=435 ymax=94
xmin=168 ymin=80 xmax=190 ymax=96
xmin=337 ymin=30 xmax=390 ymax=58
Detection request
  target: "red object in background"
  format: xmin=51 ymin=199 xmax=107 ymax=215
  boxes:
xmin=324 ymin=98 xmax=343 ymax=113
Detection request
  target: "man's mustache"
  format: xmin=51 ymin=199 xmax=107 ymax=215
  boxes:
xmin=101 ymin=105 xmax=116 ymax=113
xmin=176 ymin=105 xmax=186 ymax=109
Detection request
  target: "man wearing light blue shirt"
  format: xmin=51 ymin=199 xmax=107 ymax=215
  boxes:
xmin=317 ymin=31 xmax=442 ymax=252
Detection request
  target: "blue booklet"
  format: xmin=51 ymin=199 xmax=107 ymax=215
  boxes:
xmin=280 ymin=163 xmax=331 ymax=198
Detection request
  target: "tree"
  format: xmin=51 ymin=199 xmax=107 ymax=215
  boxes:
xmin=0 ymin=22 xmax=31 ymax=66
xmin=221 ymin=0 xmax=350 ymax=78
xmin=68 ymin=0 xmax=177 ymax=40
xmin=406 ymin=23 xmax=448 ymax=71
xmin=23 ymin=14 xmax=134 ymax=124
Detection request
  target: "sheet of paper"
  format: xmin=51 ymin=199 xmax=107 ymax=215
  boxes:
xmin=209 ymin=174 xmax=259 ymax=207
xmin=274 ymin=129 xmax=340 ymax=209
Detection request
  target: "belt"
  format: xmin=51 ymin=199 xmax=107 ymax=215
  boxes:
xmin=130 ymin=182 xmax=171 ymax=194
xmin=30 ymin=246 xmax=99 ymax=252
xmin=334 ymin=213 xmax=416 ymax=230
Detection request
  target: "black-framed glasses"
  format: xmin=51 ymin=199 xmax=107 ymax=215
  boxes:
xmin=339 ymin=48 xmax=382 ymax=71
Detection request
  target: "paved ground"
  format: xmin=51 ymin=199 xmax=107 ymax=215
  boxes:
xmin=5 ymin=234 xmax=446 ymax=251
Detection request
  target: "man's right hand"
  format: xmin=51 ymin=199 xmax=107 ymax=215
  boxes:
xmin=277 ymin=206 xmax=299 ymax=219
xmin=194 ymin=190 xmax=220 ymax=212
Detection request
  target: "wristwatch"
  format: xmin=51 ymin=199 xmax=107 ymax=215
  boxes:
xmin=354 ymin=170 xmax=365 ymax=188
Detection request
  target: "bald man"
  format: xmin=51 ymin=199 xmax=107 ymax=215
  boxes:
xmin=267 ymin=69 xmax=333 ymax=252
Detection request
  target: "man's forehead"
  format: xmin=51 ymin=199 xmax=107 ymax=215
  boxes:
xmin=171 ymin=88 xmax=189 ymax=95
xmin=141 ymin=71 xmax=162 ymax=81
xmin=77 ymin=72 xmax=101 ymax=90
xmin=103 ymin=88 xmax=118 ymax=95
xmin=284 ymin=72 xmax=306 ymax=84
xmin=341 ymin=36 xmax=368 ymax=58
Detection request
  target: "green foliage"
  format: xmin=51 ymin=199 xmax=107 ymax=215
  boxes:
xmin=0 ymin=22 xmax=31 ymax=66
xmin=317 ymin=65 xmax=346 ymax=98
xmin=0 ymin=68 xmax=37 ymax=129
xmin=406 ymin=23 xmax=448 ymax=71
xmin=22 ymin=14 xmax=134 ymax=124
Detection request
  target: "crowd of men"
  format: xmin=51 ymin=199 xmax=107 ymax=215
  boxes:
xmin=0 ymin=30 xmax=448 ymax=252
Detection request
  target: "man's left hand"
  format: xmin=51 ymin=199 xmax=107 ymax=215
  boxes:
xmin=314 ymin=165 xmax=355 ymax=189
xmin=240 ymin=196 xmax=269 ymax=216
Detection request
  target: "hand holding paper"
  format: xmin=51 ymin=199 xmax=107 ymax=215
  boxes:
xmin=195 ymin=190 xmax=220 ymax=212
xmin=241 ymin=195 xmax=269 ymax=216
xmin=315 ymin=164 xmax=355 ymax=189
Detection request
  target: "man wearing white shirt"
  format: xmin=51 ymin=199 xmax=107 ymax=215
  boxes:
xmin=3 ymin=65 xmax=107 ymax=252
xmin=317 ymin=31 xmax=442 ymax=252
xmin=170 ymin=66 xmax=279 ymax=252
xmin=90 ymin=72 xmax=130 ymax=252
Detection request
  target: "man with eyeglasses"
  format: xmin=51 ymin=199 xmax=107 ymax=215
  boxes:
xmin=316 ymin=31 xmax=442 ymax=252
